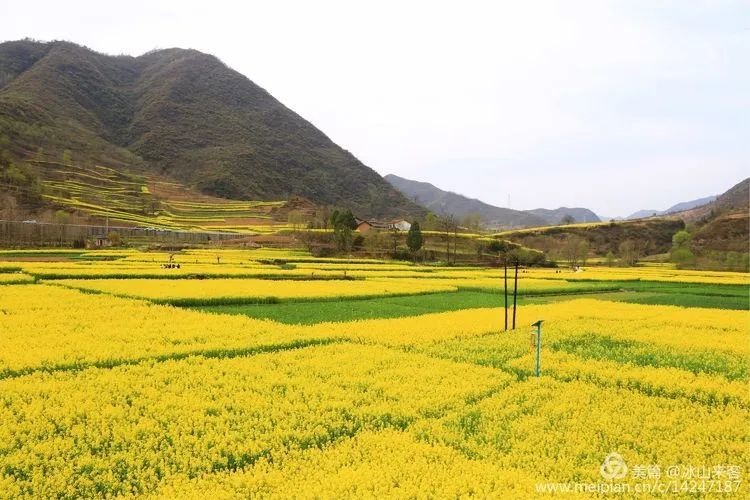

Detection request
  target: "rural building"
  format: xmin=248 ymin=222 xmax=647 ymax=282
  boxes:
xmin=356 ymin=220 xmax=374 ymax=233
xmin=355 ymin=218 xmax=412 ymax=233
xmin=389 ymin=219 xmax=412 ymax=231
xmin=91 ymin=236 xmax=112 ymax=247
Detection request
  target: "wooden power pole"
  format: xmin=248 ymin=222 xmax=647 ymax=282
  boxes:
xmin=504 ymin=261 xmax=508 ymax=331
xmin=512 ymin=260 xmax=519 ymax=330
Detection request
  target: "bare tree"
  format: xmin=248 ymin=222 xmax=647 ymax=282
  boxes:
xmin=54 ymin=210 xmax=70 ymax=244
xmin=578 ymin=239 xmax=590 ymax=266
xmin=461 ymin=213 xmax=484 ymax=233
xmin=563 ymin=236 xmax=582 ymax=268
xmin=364 ymin=230 xmax=390 ymax=257
xmin=438 ymin=214 xmax=457 ymax=264
xmin=619 ymin=240 xmax=641 ymax=266
xmin=287 ymin=210 xmax=306 ymax=233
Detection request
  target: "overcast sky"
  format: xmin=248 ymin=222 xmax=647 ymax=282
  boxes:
xmin=2 ymin=0 xmax=747 ymax=216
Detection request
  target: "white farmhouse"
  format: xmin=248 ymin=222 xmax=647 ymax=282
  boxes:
xmin=389 ymin=219 xmax=412 ymax=231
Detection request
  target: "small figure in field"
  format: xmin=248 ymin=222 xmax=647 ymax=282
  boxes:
xmin=216 ymin=255 xmax=221 ymax=264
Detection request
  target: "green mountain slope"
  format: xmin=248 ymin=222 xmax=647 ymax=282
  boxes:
xmin=0 ymin=39 xmax=422 ymax=218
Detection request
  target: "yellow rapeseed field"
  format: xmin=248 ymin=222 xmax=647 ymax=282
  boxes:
xmin=0 ymin=252 xmax=747 ymax=497
xmin=0 ymin=273 xmax=33 ymax=284
xmin=51 ymin=278 xmax=458 ymax=304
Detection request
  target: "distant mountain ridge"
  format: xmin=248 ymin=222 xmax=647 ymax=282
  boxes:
xmin=677 ymin=178 xmax=748 ymax=222
xmin=0 ymin=39 xmax=422 ymax=218
xmin=626 ymin=195 xmax=717 ymax=220
xmin=385 ymin=174 xmax=600 ymax=228
xmin=526 ymin=207 xmax=600 ymax=224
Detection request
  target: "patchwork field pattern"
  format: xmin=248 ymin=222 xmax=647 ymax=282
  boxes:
xmin=0 ymin=249 xmax=747 ymax=497
xmin=32 ymin=161 xmax=288 ymax=233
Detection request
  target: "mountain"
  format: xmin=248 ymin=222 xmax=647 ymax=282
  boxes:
xmin=678 ymin=178 xmax=749 ymax=265
xmin=625 ymin=195 xmax=716 ymax=220
xmin=526 ymin=207 xmax=600 ymax=225
xmin=663 ymin=195 xmax=717 ymax=214
xmin=0 ymin=39 xmax=422 ymax=218
xmin=494 ymin=218 xmax=685 ymax=257
xmin=384 ymin=174 xmax=547 ymax=228
xmin=709 ymin=178 xmax=748 ymax=213
xmin=626 ymin=209 xmax=660 ymax=220
xmin=677 ymin=178 xmax=748 ymax=223
xmin=384 ymin=174 xmax=600 ymax=228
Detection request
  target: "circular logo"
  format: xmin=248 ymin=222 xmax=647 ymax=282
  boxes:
xmin=600 ymin=452 xmax=628 ymax=480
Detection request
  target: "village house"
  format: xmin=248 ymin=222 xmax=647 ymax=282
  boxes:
xmin=355 ymin=220 xmax=374 ymax=233
xmin=389 ymin=219 xmax=412 ymax=231
xmin=355 ymin=218 xmax=412 ymax=233
xmin=90 ymin=236 xmax=112 ymax=248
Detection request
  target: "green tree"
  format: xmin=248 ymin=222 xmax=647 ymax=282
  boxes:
xmin=422 ymin=213 xmax=439 ymax=231
xmin=333 ymin=226 xmax=353 ymax=253
xmin=488 ymin=239 xmax=511 ymax=254
xmin=330 ymin=208 xmax=357 ymax=254
xmin=605 ymin=251 xmax=616 ymax=267
xmin=561 ymin=214 xmax=576 ymax=225
xmin=670 ymin=229 xmax=694 ymax=268
xmin=329 ymin=209 xmax=340 ymax=229
xmin=671 ymin=247 xmax=695 ymax=267
xmin=335 ymin=209 xmax=357 ymax=230
xmin=3 ymin=162 xmax=26 ymax=186
xmin=672 ymin=230 xmax=691 ymax=248
xmin=406 ymin=221 xmax=423 ymax=254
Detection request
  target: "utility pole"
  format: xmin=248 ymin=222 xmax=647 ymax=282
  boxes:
xmin=532 ymin=320 xmax=544 ymax=377
xmin=452 ymin=224 xmax=457 ymax=264
xmin=504 ymin=260 xmax=508 ymax=331
xmin=512 ymin=260 xmax=519 ymax=330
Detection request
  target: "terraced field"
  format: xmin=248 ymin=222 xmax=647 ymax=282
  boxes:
xmin=32 ymin=160 xmax=289 ymax=233
xmin=0 ymin=248 xmax=748 ymax=497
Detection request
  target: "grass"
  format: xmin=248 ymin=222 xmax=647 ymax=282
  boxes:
xmin=550 ymin=333 xmax=747 ymax=381
xmin=195 ymin=291 xmax=504 ymax=324
xmin=523 ymin=281 xmax=748 ymax=310
xmin=612 ymin=292 xmax=749 ymax=310
xmin=194 ymin=281 xmax=749 ymax=324
xmin=522 ymin=291 xmax=749 ymax=310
